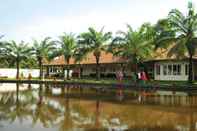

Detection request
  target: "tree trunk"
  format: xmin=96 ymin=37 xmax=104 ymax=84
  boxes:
xmin=96 ymin=57 xmax=100 ymax=80
xmin=132 ymin=63 xmax=138 ymax=73
xmin=80 ymin=66 xmax=83 ymax=79
xmin=16 ymin=60 xmax=20 ymax=79
xmin=66 ymin=58 xmax=70 ymax=80
xmin=78 ymin=68 xmax=81 ymax=79
xmin=39 ymin=59 xmax=42 ymax=80
xmin=188 ymin=54 xmax=193 ymax=84
xmin=62 ymin=66 xmax=65 ymax=79
xmin=46 ymin=67 xmax=49 ymax=78
xmin=78 ymin=65 xmax=81 ymax=79
xmin=67 ymin=68 xmax=70 ymax=79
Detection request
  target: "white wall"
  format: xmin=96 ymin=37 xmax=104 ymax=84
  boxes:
xmin=154 ymin=61 xmax=188 ymax=81
xmin=0 ymin=68 xmax=39 ymax=78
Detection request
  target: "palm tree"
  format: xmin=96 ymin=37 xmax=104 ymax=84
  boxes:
xmin=73 ymin=48 xmax=89 ymax=79
xmin=2 ymin=41 xmax=32 ymax=79
xmin=110 ymin=24 xmax=155 ymax=73
xmin=155 ymin=2 xmax=197 ymax=83
xmin=78 ymin=27 xmax=112 ymax=80
xmin=32 ymin=37 xmax=56 ymax=80
xmin=53 ymin=33 xmax=76 ymax=79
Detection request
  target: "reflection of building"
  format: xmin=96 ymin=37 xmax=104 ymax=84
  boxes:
xmin=43 ymin=49 xmax=197 ymax=81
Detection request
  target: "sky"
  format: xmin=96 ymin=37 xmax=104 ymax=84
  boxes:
xmin=0 ymin=0 xmax=196 ymax=42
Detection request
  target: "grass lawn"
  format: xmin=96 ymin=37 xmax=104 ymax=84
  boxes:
xmin=0 ymin=77 xmax=197 ymax=87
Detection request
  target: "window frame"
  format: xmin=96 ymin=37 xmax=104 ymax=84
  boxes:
xmin=156 ymin=64 xmax=160 ymax=75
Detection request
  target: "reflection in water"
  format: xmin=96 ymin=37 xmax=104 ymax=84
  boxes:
xmin=0 ymin=84 xmax=196 ymax=130
xmin=95 ymin=100 xmax=100 ymax=128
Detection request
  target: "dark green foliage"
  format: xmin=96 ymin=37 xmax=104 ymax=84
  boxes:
xmin=155 ymin=2 xmax=197 ymax=83
xmin=78 ymin=27 xmax=112 ymax=80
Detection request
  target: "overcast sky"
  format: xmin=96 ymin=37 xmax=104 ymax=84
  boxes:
xmin=0 ymin=0 xmax=196 ymax=42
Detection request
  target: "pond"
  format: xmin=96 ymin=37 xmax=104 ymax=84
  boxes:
xmin=0 ymin=83 xmax=196 ymax=131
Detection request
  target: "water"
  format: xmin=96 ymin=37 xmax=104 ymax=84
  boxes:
xmin=0 ymin=83 xmax=196 ymax=131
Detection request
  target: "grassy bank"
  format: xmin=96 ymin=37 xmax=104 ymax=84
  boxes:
xmin=0 ymin=77 xmax=196 ymax=87
xmin=0 ymin=77 xmax=131 ymax=84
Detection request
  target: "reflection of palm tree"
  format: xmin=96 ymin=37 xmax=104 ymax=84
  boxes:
xmin=45 ymin=84 xmax=51 ymax=94
xmin=38 ymin=84 xmax=43 ymax=105
xmin=61 ymin=85 xmax=65 ymax=96
xmin=0 ymin=92 xmax=16 ymax=123
xmin=32 ymin=84 xmax=61 ymax=128
xmin=0 ymin=85 xmax=37 ymax=123
xmin=189 ymin=97 xmax=195 ymax=131
xmin=3 ymin=86 xmax=33 ymax=123
xmin=9 ymin=97 xmax=31 ymax=123
xmin=58 ymin=96 xmax=73 ymax=131
xmin=189 ymin=110 xmax=195 ymax=131
xmin=16 ymin=83 xmax=19 ymax=102
xmin=95 ymin=100 xmax=100 ymax=128
xmin=27 ymin=84 xmax=32 ymax=90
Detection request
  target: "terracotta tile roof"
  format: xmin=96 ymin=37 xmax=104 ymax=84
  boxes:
xmin=43 ymin=51 xmax=126 ymax=66
xmin=44 ymin=44 xmax=197 ymax=66
xmin=147 ymin=43 xmax=197 ymax=61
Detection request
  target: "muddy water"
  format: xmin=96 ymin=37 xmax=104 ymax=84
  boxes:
xmin=0 ymin=83 xmax=196 ymax=131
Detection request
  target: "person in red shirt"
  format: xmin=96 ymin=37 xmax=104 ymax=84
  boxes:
xmin=141 ymin=71 xmax=148 ymax=81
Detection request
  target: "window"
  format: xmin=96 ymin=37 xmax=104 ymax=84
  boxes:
xmin=185 ymin=64 xmax=189 ymax=75
xmin=177 ymin=65 xmax=181 ymax=75
xmin=173 ymin=65 xmax=177 ymax=75
xmin=168 ymin=65 xmax=172 ymax=75
xmin=156 ymin=63 xmax=182 ymax=76
xmin=156 ymin=64 xmax=160 ymax=75
xmin=163 ymin=65 xmax=167 ymax=75
xmin=173 ymin=64 xmax=181 ymax=75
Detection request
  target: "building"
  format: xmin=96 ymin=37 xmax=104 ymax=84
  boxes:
xmin=147 ymin=48 xmax=197 ymax=81
xmin=43 ymin=49 xmax=197 ymax=81
xmin=43 ymin=51 xmax=133 ymax=78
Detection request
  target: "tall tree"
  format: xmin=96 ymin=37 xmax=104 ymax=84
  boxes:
xmin=32 ymin=37 xmax=56 ymax=79
xmin=110 ymin=24 xmax=155 ymax=73
xmin=73 ymin=48 xmax=89 ymax=78
xmin=2 ymin=41 xmax=32 ymax=79
xmin=53 ymin=33 xmax=76 ymax=79
xmin=155 ymin=2 xmax=197 ymax=83
xmin=78 ymin=27 xmax=112 ymax=80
